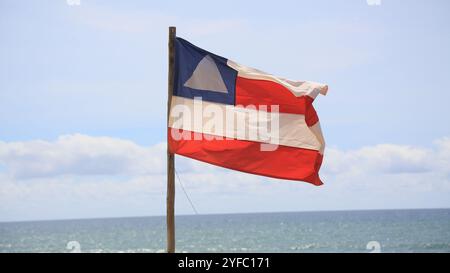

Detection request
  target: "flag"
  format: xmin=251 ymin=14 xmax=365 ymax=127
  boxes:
xmin=168 ymin=37 xmax=328 ymax=186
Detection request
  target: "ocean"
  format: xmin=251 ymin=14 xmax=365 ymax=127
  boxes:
xmin=1 ymin=209 xmax=449 ymax=253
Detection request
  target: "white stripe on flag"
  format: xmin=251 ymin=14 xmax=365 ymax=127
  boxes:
xmin=169 ymin=96 xmax=323 ymax=151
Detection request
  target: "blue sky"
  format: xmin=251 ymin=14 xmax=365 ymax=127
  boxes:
xmin=1 ymin=0 xmax=450 ymax=221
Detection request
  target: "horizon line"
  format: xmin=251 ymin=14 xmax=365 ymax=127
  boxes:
xmin=1 ymin=207 xmax=449 ymax=224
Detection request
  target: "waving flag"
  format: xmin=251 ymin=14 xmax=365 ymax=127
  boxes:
xmin=168 ymin=37 xmax=328 ymax=185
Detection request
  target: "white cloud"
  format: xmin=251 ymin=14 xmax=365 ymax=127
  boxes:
xmin=0 ymin=134 xmax=165 ymax=179
xmin=324 ymin=144 xmax=436 ymax=175
xmin=322 ymin=140 xmax=450 ymax=194
xmin=0 ymin=134 xmax=449 ymax=221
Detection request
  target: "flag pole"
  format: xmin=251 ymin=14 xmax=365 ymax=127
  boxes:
xmin=167 ymin=26 xmax=176 ymax=253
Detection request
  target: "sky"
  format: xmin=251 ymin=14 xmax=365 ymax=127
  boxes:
xmin=0 ymin=0 xmax=450 ymax=222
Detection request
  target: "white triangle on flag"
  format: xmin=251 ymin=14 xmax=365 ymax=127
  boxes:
xmin=184 ymin=55 xmax=228 ymax=93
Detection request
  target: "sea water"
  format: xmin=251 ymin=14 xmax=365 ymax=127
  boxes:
xmin=1 ymin=209 xmax=449 ymax=253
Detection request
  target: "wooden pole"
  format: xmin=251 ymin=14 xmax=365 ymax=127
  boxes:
xmin=166 ymin=26 xmax=176 ymax=253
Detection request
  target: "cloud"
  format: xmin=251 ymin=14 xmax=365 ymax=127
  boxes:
xmin=0 ymin=134 xmax=449 ymax=221
xmin=0 ymin=134 xmax=165 ymax=179
xmin=2 ymin=134 xmax=447 ymax=179
xmin=324 ymin=144 xmax=436 ymax=175
xmin=321 ymin=140 xmax=450 ymax=194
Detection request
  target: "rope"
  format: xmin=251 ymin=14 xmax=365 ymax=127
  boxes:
xmin=175 ymin=169 xmax=199 ymax=215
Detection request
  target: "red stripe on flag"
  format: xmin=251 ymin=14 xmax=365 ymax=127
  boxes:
xmin=305 ymin=103 xmax=319 ymax=127
xmin=168 ymin=128 xmax=323 ymax=186
xmin=235 ymin=76 xmax=317 ymax=118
